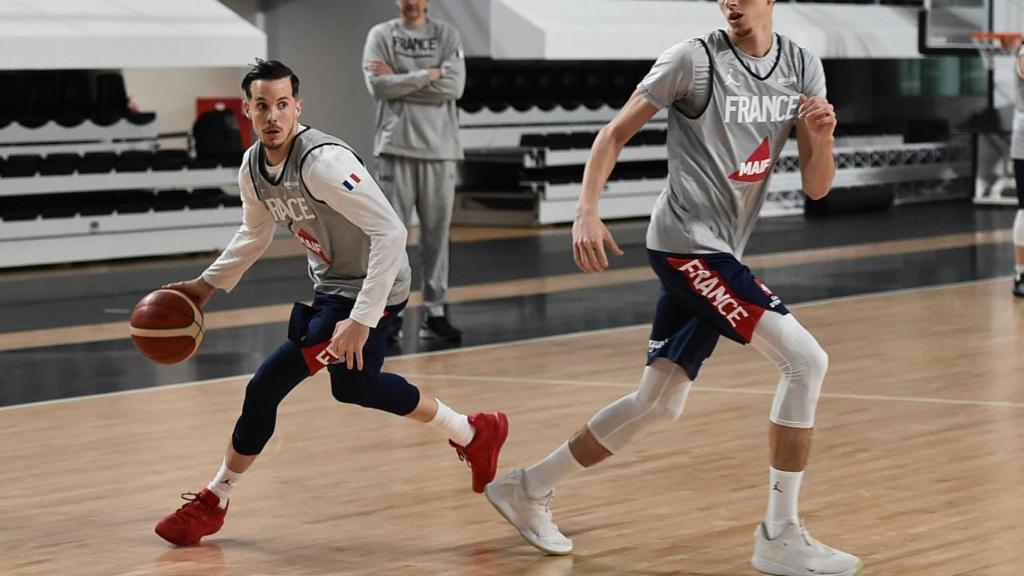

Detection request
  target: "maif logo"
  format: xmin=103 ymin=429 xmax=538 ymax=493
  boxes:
xmin=296 ymin=228 xmax=332 ymax=265
xmin=728 ymin=137 xmax=772 ymax=183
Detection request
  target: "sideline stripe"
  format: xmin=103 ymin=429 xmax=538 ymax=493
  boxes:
xmin=399 ymin=373 xmax=1024 ymax=410
xmin=0 ymin=374 xmax=250 ymax=413
xmin=0 ymin=230 xmax=1013 ymax=352
xmin=0 ymin=278 xmax=1014 ymax=413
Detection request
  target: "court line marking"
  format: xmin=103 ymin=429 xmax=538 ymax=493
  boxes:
xmin=398 ymin=373 xmax=1024 ymax=410
xmin=1 ymin=277 xmax=1017 ymax=413
xmin=0 ymin=229 xmax=1013 ymax=351
xmin=0 ymin=373 xmax=250 ymax=413
xmin=367 ymin=275 xmax=1013 ymax=360
xmin=0 ymin=222 xmax=598 ymax=283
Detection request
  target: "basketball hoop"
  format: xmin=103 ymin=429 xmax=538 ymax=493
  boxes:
xmin=971 ymin=31 xmax=1023 ymax=70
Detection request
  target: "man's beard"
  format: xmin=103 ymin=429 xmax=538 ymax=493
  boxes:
xmin=263 ymin=127 xmax=290 ymax=149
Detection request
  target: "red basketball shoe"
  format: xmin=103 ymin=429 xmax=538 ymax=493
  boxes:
xmin=155 ymin=489 xmax=227 ymax=546
xmin=451 ymin=412 xmax=509 ymax=493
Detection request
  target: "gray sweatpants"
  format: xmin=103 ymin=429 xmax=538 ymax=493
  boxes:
xmin=375 ymin=155 xmax=456 ymax=317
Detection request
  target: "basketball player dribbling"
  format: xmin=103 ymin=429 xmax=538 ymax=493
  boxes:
xmin=153 ymin=59 xmax=507 ymax=546
xmin=485 ymin=1 xmax=862 ymax=574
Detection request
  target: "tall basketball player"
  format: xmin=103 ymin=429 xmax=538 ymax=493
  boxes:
xmin=484 ymin=1 xmax=862 ymax=574
xmin=153 ymin=60 xmax=507 ymax=546
xmin=1010 ymin=43 xmax=1024 ymax=297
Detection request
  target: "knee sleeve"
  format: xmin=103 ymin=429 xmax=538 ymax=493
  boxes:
xmin=586 ymin=358 xmax=692 ymax=453
xmin=751 ymin=313 xmax=828 ymax=429
xmin=232 ymin=341 xmax=310 ymax=455
xmin=1014 ymin=210 xmax=1024 ymax=247
xmin=330 ymin=369 xmax=420 ymax=416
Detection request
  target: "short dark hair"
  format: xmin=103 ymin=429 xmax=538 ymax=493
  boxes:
xmin=242 ymin=59 xmax=300 ymax=99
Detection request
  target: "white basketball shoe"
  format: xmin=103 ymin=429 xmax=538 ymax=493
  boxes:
xmin=485 ymin=468 xmax=573 ymax=555
xmin=752 ymin=519 xmax=862 ymax=576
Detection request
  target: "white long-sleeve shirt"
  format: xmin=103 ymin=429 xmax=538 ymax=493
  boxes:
xmin=203 ymin=127 xmax=411 ymax=327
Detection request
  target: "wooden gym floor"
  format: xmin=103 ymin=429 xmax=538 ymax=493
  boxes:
xmin=1 ymin=200 xmax=1022 ymax=575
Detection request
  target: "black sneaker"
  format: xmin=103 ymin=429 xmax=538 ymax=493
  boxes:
xmin=1014 ymin=271 xmax=1024 ymax=298
xmin=420 ymin=315 xmax=463 ymax=342
xmin=386 ymin=315 xmax=403 ymax=345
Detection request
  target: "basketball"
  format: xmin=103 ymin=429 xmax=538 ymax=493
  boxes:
xmin=129 ymin=289 xmax=205 ymax=364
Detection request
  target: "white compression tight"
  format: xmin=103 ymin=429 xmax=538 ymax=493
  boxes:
xmin=586 ymin=357 xmax=692 ymax=453
xmin=750 ymin=312 xmax=828 ymax=429
xmin=585 ymin=313 xmax=827 ymax=454
xmin=1014 ymin=209 xmax=1024 ymax=248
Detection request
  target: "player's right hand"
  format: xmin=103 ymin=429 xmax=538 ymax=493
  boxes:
xmin=162 ymin=276 xmax=215 ymax=309
xmin=572 ymin=212 xmax=624 ymax=272
xmin=328 ymin=318 xmax=370 ymax=371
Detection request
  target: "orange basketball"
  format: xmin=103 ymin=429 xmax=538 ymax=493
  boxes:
xmin=129 ymin=289 xmax=204 ymax=364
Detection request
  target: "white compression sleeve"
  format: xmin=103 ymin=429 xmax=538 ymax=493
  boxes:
xmin=750 ymin=313 xmax=828 ymax=429
xmin=586 ymin=358 xmax=692 ymax=453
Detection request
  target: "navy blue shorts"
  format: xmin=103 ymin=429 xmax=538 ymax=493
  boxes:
xmin=230 ymin=293 xmax=415 ymax=455
xmin=647 ymin=249 xmax=789 ymax=380
xmin=288 ymin=292 xmax=405 ymax=376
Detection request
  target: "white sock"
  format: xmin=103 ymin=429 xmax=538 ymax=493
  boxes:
xmin=523 ymin=442 xmax=585 ymax=499
xmin=1014 ymin=208 xmax=1024 ymax=275
xmin=764 ymin=467 xmax=803 ymax=539
xmin=429 ymin=399 xmax=475 ymax=447
xmin=207 ymin=460 xmax=243 ymax=508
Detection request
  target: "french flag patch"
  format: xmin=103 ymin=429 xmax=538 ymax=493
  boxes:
xmin=342 ymin=173 xmax=362 ymax=191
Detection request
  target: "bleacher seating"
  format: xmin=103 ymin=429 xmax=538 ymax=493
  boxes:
xmin=453 ymin=56 xmax=973 ymax=225
xmin=0 ymin=69 xmax=244 ymax=268
xmin=0 ymin=71 xmax=157 ymax=131
xmin=60 ymin=71 xmax=93 ymax=126
xmin=0 ymin=155 xmax=41 ymax=178
xmin=39 ymin=153 xmax=78 ymax=176
xmin=79 ymin=152 xmax=118 ymax=174
xmin=461 ymin=60 xmax=652 ymax=114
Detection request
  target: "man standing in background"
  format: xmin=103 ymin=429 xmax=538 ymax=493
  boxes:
xmin=1010 ymin=42 xmax=1024 ymax=297
xmin=363 ymin=0 xmax=466 ymax=342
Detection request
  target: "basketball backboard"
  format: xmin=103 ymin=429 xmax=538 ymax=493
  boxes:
xmin=919 ymin=0 xmax=992 ymax=55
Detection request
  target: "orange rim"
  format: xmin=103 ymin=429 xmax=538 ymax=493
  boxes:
xmin=971 ymin=31 xmax=1022 ymax=52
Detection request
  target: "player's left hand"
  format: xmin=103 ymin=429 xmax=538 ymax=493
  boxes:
xmin=573 ymin=212 xmax=624 ymax=273
xmin=798 ymin=94 xmax=836 ymax=141
xmin=368 ymin=60 xmax=395 ymax=76
xmin=328 ymin=318 xmax=370 ymax=371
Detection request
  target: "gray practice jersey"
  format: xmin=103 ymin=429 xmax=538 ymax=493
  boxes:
xmin=640 ymin=31 xmax=826 ymax=257
xmin=1012 ymin=45 xmax=1024 ymax=160
xmin=363 ymin=18 xmax=465 ymax=161
xmin=245 ymin=128 xmax=410 ymax=310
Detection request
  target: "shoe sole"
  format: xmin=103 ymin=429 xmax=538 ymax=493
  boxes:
xmin=484 ymin=484 xmax=573 ymax=556
xmin=752 ymin=555 xmax=863 ymax=576
xmin=154 ymin=517 xmax=224 ymax=546
xmin=155 ymin=524 xmax=218 ymax=546
xmin=473 ymin=412 xmax=509 ymax=493
xmin=155 ymin=525 xmax=195 ymax=546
